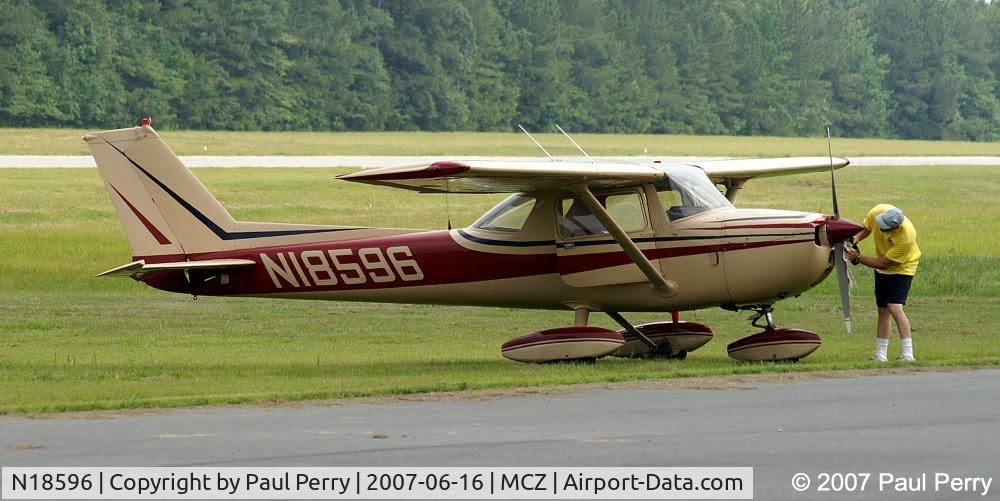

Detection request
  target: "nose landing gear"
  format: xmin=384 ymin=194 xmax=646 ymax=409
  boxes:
xmin=728 ymin=305 xmax=822 ymax=362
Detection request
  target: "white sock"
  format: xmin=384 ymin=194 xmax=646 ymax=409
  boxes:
xmin=876 ymin=338 xmax=889 ymax=359
xmin=901 ymin=338 xmax=913 ymax=358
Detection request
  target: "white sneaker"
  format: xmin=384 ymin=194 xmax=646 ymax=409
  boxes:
xmin=896 ymin=355 xmax=916 ymax=362
xmin=869 ymin=354 xmax=887 ymax=362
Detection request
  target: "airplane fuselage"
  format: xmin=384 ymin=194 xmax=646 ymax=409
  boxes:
xmin=138 ymin=206 xmax=835 ymax=313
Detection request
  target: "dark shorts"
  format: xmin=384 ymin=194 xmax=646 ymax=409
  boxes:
xmin=874 ymin=272 xmax=914 ymax=307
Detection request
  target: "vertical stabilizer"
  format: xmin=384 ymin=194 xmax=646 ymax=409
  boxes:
xmin=85 ymin=124 xmax=236 ymax=257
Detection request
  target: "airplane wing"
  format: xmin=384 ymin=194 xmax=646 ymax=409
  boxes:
xmin=336 ymin=160 xmax=665 ymax=193
xmin=337 ymin=157 xmax=848 ymax=194
xmin=96 ymin=258 xmax=256 ymax=278
xmin=695 ymin=157 xmax=850 ymax=183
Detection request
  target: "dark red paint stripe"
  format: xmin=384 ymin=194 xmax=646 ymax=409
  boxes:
xmin=344 ymin=162 xmax=470 ymax=181
xmin=110 ymin=184 xmax=172 ymax=245
xmin=133 ymin=231 xmax=815 ymax=296
xmin=690 ymin=223 xmax=819 ymax=230
xmin=502 ymin=337 xmax=624 ymax=351
xmin=170 ymin=230 xmax=556 ymax=295
xmin=558 ymin=239 xmax=813 ymax=275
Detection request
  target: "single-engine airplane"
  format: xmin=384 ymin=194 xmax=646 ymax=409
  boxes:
xmin=88 ymin=120 xmax=862 ymax=363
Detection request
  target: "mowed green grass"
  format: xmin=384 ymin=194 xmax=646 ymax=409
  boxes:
xmin=1 ymin=164 xmax=998 ymax=414
xmin=6 ymin=127 xmax=1000 ymax=156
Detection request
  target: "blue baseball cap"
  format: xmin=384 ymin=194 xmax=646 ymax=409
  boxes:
xmin=875 ymin=207 xmax=904 ymax=230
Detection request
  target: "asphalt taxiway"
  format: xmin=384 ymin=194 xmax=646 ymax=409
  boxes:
xmin=2 ymin=369 xmax=997 ymax=498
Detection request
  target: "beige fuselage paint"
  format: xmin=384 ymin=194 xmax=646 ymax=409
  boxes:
xmin=225 ymin=203 xmax=832 ymax=313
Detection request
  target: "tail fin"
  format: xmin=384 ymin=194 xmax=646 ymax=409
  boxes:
xmin=86 ymin=123 xmax=355 ymax=259
xmin=85 ymin=124 xmax=239 ymax=257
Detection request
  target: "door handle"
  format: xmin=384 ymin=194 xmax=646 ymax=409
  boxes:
xmin=711 ymin=251 xmax=720 ymax=266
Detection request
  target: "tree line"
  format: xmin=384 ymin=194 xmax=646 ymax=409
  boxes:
xmin=2 ymin=0 xmax=1000 ymax=140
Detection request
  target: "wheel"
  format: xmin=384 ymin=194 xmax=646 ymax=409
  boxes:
xmin=669 ymin=350 xmax=688 ymax=360
xmin=647 ymin=341 xmax=683 ymax=359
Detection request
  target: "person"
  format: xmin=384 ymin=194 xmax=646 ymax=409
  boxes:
xmin=844 ymin=205 xmax=921 ymax=362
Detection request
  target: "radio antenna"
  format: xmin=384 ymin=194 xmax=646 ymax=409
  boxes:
xmin=556 ymin=125 xmax=595 ymax=163
xmin=517 ymin=124 xmax=556 ymax=162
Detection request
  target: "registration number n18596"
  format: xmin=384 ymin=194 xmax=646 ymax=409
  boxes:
xmin=260 ymin=245 xmax=423 ymax=288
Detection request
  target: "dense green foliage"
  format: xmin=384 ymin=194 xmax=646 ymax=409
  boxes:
xmin=2 ymin=0 xmax=1000 ymax=139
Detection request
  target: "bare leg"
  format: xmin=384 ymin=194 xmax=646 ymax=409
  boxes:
xmin=886 ymin=303 xmax=911 ymax=339
xmin=877 ymin=307 xmax=892 ymax=339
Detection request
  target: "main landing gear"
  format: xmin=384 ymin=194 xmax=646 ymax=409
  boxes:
xmin=499 ymin=307 xmax=715 ymax=363
xmin=726 ymin=305 xmax=822 ymax=362
xmin=498 ymin=304 xmax=822 ymax=364
xmin=606 ymin=311 xmax=714 ymax=360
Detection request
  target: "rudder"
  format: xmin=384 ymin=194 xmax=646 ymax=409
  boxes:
xmin=85 ymin=123 xmax=237 ymax=258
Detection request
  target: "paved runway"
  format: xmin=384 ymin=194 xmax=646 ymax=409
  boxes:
xmin=3 ymin=154 xmax=1000 ymax=168
xmin=2 ymin=369 xmax=997 ymax=498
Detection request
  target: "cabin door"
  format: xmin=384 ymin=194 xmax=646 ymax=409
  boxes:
xmin=652 ymin=185 xmax=730 ymax=306
xmin=554 ymin=189 xmax=661 ymax=287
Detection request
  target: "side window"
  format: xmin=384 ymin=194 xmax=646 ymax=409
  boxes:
xmin=559 ymin=198 xmax=603 ymax=237
xmin=473 ymin=195 xmax=536 ymax=233
xmin=605 ymin=194 xmax=646 ymax=232
xmin=558 ymin=192 xmax=646 ymax=238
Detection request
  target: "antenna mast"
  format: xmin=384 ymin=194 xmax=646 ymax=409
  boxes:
xmin=555 ymin=125 xmax=595 ymax=163
xmin=517 ymin=124 xmax=556 ymax=162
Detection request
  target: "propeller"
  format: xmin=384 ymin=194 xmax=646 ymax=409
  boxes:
xmin=827 ymin=127 xmax=853 ymax=333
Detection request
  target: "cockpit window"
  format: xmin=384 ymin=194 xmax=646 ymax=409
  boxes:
xmin=558 ymin=191 xmax=646 ymax=238
xmin=473 ymin=194 xmax=536 ymax=232
xmin=655 ymin=165 xmax=732 ymax=221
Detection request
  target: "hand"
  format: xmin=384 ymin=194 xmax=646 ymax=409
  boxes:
xmin=844 ymin=248 xmax=862 ymax=264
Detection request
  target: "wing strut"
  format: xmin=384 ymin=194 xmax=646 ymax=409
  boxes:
xmin=575 ymin=187 xmax=678 ymax=297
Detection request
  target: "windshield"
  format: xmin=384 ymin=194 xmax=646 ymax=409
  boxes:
xmin=655 ymin=165 xmax=732 ymax=221
xmin=473 ymin=194 xmax=536 ymax=232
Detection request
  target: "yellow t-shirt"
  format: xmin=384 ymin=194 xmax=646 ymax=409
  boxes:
xmin=863 ymin=204 xmax=921 ymax=275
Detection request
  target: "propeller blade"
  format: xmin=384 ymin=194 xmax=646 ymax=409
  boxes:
xmin=826 ymin=127 xmax=840 ymax=219
xmin=834 ymin=242 xmax=852 ymax=333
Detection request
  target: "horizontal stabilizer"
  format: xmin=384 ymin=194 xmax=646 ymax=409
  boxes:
xmin=96 ymin=258 xmax=256 ymax=278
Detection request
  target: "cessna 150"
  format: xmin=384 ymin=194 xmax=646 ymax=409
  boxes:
xmin=88 ymin=120 xmax=862 ymax=363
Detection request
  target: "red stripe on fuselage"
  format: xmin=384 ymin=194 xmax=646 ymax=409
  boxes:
xmin=556 ymin=239 xmax=814 ymax=275
xmin=132 ymin=231 xmax=816 ymax=295
xmin=177 ymin=230 xmax=557 ymax=295
xmin=690 ymin=222 xmax=822 ymax=230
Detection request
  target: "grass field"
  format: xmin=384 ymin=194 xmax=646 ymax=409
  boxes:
xmin=1 ymin=150 xmax=998 ymax=413
xmin=5 ymin=127 xmax=1000 ymax=157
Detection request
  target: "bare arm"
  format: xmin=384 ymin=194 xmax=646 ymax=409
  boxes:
xmin=844 ymin=245 xmax=896 ymax=270
xmin=851 ymin=228 xmax=870 ymax=246
xmin=856 ymin=254 xmax=896 ymax=270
